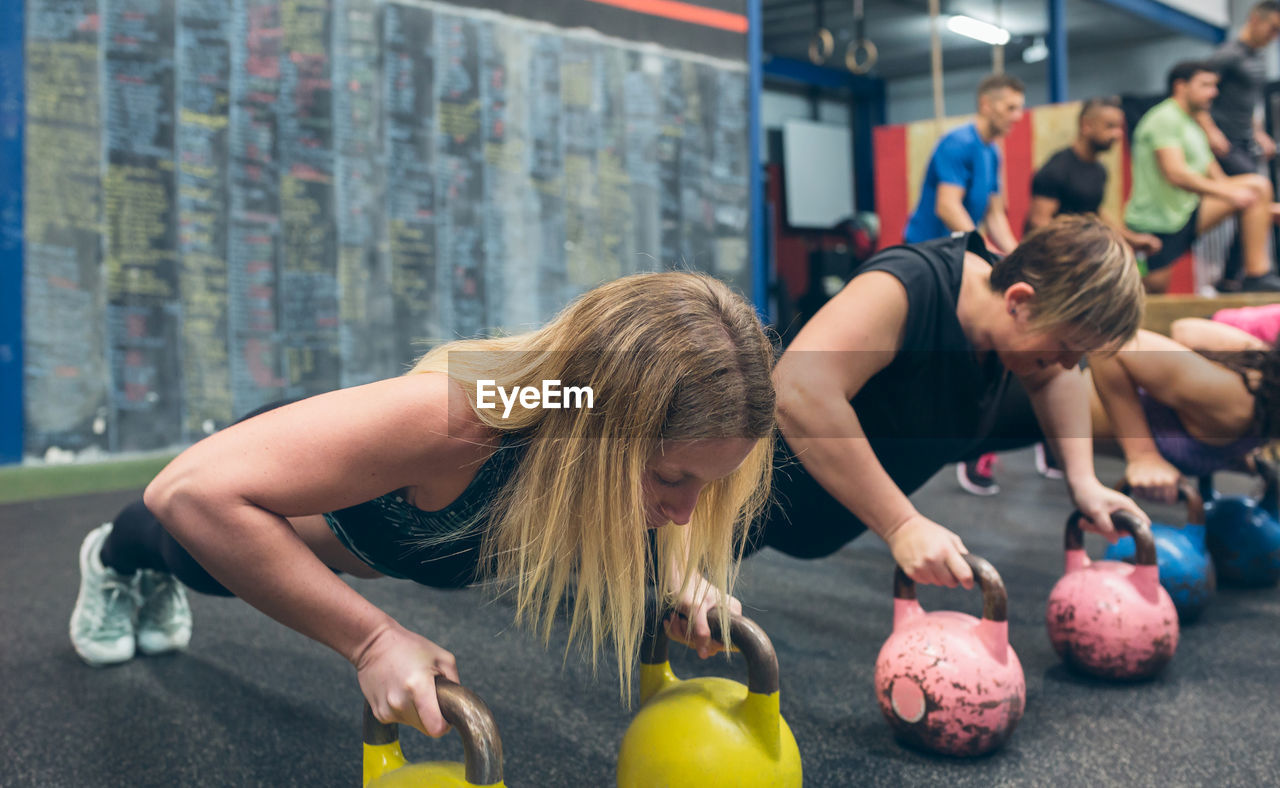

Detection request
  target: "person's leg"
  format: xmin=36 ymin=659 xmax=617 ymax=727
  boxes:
xmin=100 ymin=499 xmax=234 ymax=596
xmin=72 ymin=399 xmax=302 ymax=665
xmin=1213 ymin=145 xmax=1258 ymax=287
xmin=1197 ymin=174 xmax=1280 ymax=286
xmin=743 ymin=438 xmax=869 ymax=560
xmin=1139 ymin=211 xmax=1198 ymax=294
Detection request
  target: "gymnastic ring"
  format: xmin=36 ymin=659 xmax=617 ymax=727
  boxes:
xmin=846 ymin=38 xmax=878 ymax=74
xmin=808 ymin=28 xmax=835 ymax=66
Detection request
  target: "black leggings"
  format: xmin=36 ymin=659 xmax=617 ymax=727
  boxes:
xmin=99 ymin=499 xmax=234 ymax=596
xmin=97 ymin=399 xmax=298 ymax=597
xmin=745 ymin=377 xmax=1044 ymax=560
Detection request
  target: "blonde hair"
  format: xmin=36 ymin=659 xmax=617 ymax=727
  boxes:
xmin=992 ymin=214 xmax=1143 ymax=347
xmin=409 ymin=271 xmax=776 ymax=697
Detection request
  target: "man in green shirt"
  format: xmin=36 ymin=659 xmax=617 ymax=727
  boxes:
xmin=1126 ymin=60 xmax=1280 ymax=293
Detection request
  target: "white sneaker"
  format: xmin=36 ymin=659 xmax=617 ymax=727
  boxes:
xmin=69 ymin=523 xmax=138 ymax=666
xmin=135 ymin=569 xmax=192 ymax=655
xmin=1035 ymin=442 xmax=1065 ymax=480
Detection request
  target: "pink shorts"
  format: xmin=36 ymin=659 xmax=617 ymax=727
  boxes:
xmin=1213 ymin=304 xmax=1280 ymax=347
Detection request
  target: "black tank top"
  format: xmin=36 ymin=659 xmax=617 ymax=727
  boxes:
xmin=852 ymin=231 xmax=1013 ymax=495
xmin=323 ymin=439 xmax=525 ymax=588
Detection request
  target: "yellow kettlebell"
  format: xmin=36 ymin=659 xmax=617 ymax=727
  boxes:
xmin=363 ymin=677 xmax=505 ymax=787
xmin=616 ymin=606 xmax=802 ymax=787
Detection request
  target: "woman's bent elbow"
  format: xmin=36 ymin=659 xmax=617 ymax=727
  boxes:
xmin=143 ymin=463 xmax=200 ymax=525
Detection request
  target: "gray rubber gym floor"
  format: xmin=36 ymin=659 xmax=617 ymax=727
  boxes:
xmin=3 ymin=449 xmax=1277 ymax=787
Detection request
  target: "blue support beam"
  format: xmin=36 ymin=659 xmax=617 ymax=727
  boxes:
xmin=763 ymin=55 xmax=882 ymax=97
xmin=749 ymin=0 xmax=767 ymax=317
xmin=852 ymin=78 xmax=886 ymax=212
xmin=1047 ymin=0 xmax=1068 ymax=103
xmin=1092 ymin=0 xmax=1226 ymax=44
xmin=0 ymin=0 xmax=22 ymax=464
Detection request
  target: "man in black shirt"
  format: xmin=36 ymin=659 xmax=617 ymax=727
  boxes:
xmin=1026 ymin=97 xmax=1161 ymax=255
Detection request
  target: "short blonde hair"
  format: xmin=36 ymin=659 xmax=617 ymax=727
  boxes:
xmin=409 ymin=271 xmax=776 ymax=699
xmin=992 ymin=214 xmax=1143 ymax=347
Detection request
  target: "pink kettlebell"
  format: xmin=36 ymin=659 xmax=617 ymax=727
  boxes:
xmin=1046 ymin=510 xmax=1179 ymax=680
xmin=874 ymin=554 xmax=1025 ymax=757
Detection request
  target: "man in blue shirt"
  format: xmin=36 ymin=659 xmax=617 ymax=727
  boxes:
xmin=904 ymin=74 xmax=1025 ymax=255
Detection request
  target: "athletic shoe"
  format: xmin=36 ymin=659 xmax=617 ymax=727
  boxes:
xmin=1241 ymin=273 xmax=1280 ymax=292
xmin=1035 ymin=442 xmax=1065 ymax=480
xmin=957 ymin=453 xmax=1000 ymax=496
xmin=135 ymin=569 xmax=192 ymax=656
xmin=70 ymin=523 xmax=138 ymax=666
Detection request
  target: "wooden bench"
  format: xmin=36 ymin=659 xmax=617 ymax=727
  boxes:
xmin=1142 ymin=294 xmax=1278 ymax=337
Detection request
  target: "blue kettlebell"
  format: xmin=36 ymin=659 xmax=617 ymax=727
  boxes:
xmin=1199 ymin=457 xmax=1280 ymax=588
xmin=1105 ymin=477 xmax=1215 ymax=622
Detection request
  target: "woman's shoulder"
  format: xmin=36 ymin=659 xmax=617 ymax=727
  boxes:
xmin=394 ymin=372 xmax=499 ymax=457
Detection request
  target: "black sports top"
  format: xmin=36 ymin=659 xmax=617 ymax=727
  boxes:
xmin=1031 ymin=147 xmax=1107 ymax=217
xmin=851 ymin=231 xmax=1014 ymax=496
xmin=323 ymin=439 xmax=525 ymax=588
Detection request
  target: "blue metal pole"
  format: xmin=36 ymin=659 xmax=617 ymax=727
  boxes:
xmin=0 ymin=0 xmax=23 ymax=464
xmin=852 ymin=78 xmax=886 ymax=212
xmin=748 ymin=0 xmax=767 ymax=318
xmin=764 ymin=56 xmax=880 ymax=96
xmin=1048 ymin=0 xmax=1068 ymax=103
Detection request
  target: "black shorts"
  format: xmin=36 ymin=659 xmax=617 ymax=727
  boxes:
xmin=1216 ymin=143 xmax=1259 ymax=177
xmin=1138 ymin=205 xmax=1200 ymax=273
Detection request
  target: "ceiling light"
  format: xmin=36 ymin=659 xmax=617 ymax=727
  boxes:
xmin=1022 ymin=36 xmax=1048 ymax=64
xmin=946 ymin=15 xmax=1011 ymax=46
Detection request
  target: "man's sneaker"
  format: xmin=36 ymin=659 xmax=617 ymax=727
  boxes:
xmin=1241 ymin=273 xmax=1280 ymax=292
xmin=135 ymin=570 xmax=192 ymax=655
xmin=1035 ymin=442 xmax=1065 ymax=480
xmin=70 ymin=523 xmax=138 ymax=666
xmin=957 ymin=453 xmax=1000 ymax=496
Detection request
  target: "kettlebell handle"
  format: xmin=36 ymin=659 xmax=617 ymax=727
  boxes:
xmin=1259 ymin=455 xmax=1279 ymax=515
xmin=362 ymin=677 xmax=504 ymax=786
xmin=892 ymin=554 xmax=1007 ymax=622
xmin=640 ymin=605 xmax=780 ymax=695
xmin=1115 ymin=477 xmax=1204 ymax=524
xmin=1065 ymin=510 xmax=1155 ymax=565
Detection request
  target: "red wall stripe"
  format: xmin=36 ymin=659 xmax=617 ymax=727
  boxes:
xmin=874 ymin=125 xmax=908 ymax=249
xmin=584 ymin=0 xmax=749 ymax=32
xmin=1168 ymin=254 xmax=1195 ymax=293
xmin=1003 ymin=114 xmax=1034 ymax=243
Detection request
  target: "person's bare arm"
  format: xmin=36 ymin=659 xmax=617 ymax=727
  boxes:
xmin=1026 ymin=196 xmax=1060 ymax=232
xmin=1021 ymin=364 xmax=1147 ymax=531
xmin=1254 ymin=116 xmax=1276 ymax=159
xmin=934 ymin=183 xmax=979 ymax=233
xmin=1155 ymin=147 xmax=1253 ymax=206
xmin=1195 ymin=110 xmax=1232 ymax=157
xmin=1098 ymin=208 xmax=1162 ymax=255
xmin=982 ymin=193 xmax=1019 ymax=254
xmin=1087 ymin=339 xmax=1179 ymax=502
xmin=144 ymin=374 xmax=489 ymax=735
xmin=774 ymin=270 xmax=973 ymax=588
xmin=1170 ymin=317 xmax=1271 ymax=351
xmin=1087 ymin=330 xmax=1250 ymax=501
